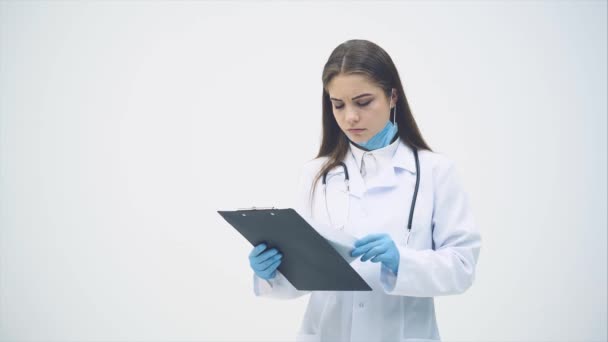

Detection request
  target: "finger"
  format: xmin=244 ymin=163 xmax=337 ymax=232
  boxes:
xmin=249 ymin=243 xmax=267 ymax=258
xmin=251 ymin=248 xmax=278 ymax=264
xmin=352 ymin=239 xmax=384 ymax=257
xmin=262 ymin=257 xmax=282 ymax=273
xmin=361 ymin=244 xmax=389 ymax=261
xmin=251 ymin=256 xmax=276 ymax=272
xmin=354 ymin=233 xmax=387 ymax=247
xmin=256 ymin=253 xmax=282 ymax=270
xmin=351 ymin=239 xmax=385 ymax=257
xmin=260 ymin=259 xmax=281 ymax=278
xmin=255 ymin=248 xmax=279 ymax=263
xmin=370 ymin=252 xmax=390 ymax=263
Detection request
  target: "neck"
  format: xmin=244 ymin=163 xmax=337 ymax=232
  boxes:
xmin=349 ymin=132 xmax=399 ymax=151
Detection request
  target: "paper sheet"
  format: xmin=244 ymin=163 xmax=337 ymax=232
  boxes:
xmin=299 ymin=214 xmax=358 ymax=264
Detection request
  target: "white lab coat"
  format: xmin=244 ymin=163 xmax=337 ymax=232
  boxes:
xmin=253 ymin=139 xmax=482 ymax=342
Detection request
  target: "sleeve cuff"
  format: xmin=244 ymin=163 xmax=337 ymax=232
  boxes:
xmin=253 ymin=273 xmax=274 ymax=296
xmin=380 ymin=245 xmax=409 ymax=295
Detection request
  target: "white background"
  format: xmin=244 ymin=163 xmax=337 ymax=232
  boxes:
xmin=1 ymin=1 xmax=606 ymax=341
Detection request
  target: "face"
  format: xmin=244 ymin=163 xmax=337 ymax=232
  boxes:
xmin=326 ymin=73 xmax=397 ymax=144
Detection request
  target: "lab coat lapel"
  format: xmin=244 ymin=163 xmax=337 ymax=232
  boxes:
xmin=324 ymin=151 xmax=365 ymax=199
xmin=323 ymin=140 xmax=416 ymax=198
xmin=358 ymin=140 xmax=417 ymax=190
xmin=391 ymin=140 xmax=418 ymax=175
xmin=364 ymin=162 xmax=398 ymax=190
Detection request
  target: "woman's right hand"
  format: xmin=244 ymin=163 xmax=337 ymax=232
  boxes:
xmin=249 ymin=243 xmax=283 ymax=280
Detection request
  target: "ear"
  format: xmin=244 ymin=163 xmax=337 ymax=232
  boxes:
xmin=390 ymin=88 xmax=398 ymax=108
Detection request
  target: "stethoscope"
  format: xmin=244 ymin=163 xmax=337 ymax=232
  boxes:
xmin=321 ymin=146 xmax=420 ymax=246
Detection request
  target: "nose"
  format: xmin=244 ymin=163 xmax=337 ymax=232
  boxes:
xmin=344 ymin=108 xmax=360 ymax=125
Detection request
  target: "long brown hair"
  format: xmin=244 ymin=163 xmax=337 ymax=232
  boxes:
xmin=308 ymin=39 xmax=433 ymax=210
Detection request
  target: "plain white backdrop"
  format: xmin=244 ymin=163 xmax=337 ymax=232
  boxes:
xmin=1 ymin=1 xmax=606 ymax=341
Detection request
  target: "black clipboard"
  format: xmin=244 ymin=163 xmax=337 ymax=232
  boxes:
xmin=218 ymin=207 xmax=371 ymax=291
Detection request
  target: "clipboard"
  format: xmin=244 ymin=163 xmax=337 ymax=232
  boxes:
xmin=218 ymin=207 xmax=371 ymax=291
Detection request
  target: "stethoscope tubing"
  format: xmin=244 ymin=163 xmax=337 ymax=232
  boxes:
xmin=321 ymin=147 xmax=420 ymax=242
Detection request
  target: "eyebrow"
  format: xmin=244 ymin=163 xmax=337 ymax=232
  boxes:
xmin=329 ymin=93 xmax=373 ymax=102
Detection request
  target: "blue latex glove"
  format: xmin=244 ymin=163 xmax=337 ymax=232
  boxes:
xmin=249 ymin=243 xmax=283 ymax=280
xmin=350 ymin=233 xmax=400 ymax=274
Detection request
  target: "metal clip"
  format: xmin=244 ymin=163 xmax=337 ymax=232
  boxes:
xmin=237 ymin=206 xmax=277 ymax=211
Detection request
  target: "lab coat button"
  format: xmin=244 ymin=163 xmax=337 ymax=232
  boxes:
xmin=358 ymin=303 xmax=364 ymax=308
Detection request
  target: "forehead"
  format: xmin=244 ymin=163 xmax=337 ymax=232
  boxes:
xmin=326 ymin=73 xmax=381 ymax=99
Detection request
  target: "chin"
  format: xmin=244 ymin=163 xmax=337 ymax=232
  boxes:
xmin=348 ymin=136 xmax=366 ymax=144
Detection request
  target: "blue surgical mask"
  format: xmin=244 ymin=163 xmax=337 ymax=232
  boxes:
xmin=357 ymin=101 xmax=398 ymax=150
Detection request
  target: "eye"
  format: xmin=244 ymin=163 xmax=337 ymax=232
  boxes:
xmin=333 ymin=100 xmax=371 ymax=110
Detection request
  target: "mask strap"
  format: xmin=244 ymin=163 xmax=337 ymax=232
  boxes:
xmin=391 ymin=91 xmax=397 ymax=125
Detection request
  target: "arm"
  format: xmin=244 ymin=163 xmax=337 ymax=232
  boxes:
xmin=253 ymin=271 xmax=310 ymax=299
xmin=380 ymin=158 xmax=482 ymax=297
xmin=252 ymin=166 xmax=313 ymax=299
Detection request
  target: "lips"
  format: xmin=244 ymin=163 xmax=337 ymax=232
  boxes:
xmin=348 ymin=129 xmax=366 ymax=135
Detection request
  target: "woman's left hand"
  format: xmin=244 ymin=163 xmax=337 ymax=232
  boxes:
xmin=351 ymin=233 xmax=400 ymax=274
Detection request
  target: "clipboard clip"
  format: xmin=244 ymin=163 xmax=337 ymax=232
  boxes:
xmin=236 ymin=206 xmax=278 ymax=211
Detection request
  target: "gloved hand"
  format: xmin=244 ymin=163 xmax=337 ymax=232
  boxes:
xmin=249 ymin=243 xmax=283 ymax=280
xmin=350 ymin=233 xmax=400 ymax=274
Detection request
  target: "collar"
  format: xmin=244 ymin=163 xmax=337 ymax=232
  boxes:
xmin=323 ymin=138 xmax=418 ymax=199
xmin=349 ymin=137 xmax=400 ymax=174
xmin=391 ymin=139 xmax=418 ymax=175
xmin=349 ymin=138 xmax=417 ymax=175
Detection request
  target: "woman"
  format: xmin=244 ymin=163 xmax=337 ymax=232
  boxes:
xmin=248 ymin=39 xmax=482 ymax=342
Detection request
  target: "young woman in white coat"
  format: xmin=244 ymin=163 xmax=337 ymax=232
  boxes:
xmin=248 ymin=39 xmax=482 ymax=342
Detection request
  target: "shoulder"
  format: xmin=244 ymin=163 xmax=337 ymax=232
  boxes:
xmin=298 ymin=156 xmax=331 ymax=181
xmin=417 ymin=149 xmax=455 ymax=172
xmin=416 ymin=149 xmax=468 ymax=197
xmin=415 ymin=148 xmax=460 ymax=189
